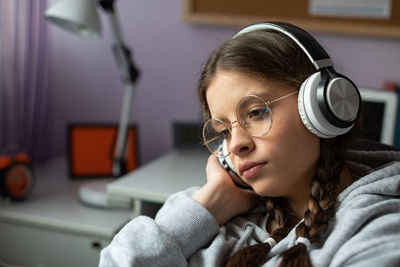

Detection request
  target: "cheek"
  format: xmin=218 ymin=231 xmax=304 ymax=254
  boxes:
xmin=269 ymin=109 xmax=320 ymax=166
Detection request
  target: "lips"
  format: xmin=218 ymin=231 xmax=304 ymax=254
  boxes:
xmin=238 ymin=161 xmax=267 ymax=179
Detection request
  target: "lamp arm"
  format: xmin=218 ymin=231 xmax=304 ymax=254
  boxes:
xmin=100 ymin=0 xmax=140 ymax=177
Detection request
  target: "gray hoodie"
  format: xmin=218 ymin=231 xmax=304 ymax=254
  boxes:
xmin=99 ymin=141 xmax=400 ymax=266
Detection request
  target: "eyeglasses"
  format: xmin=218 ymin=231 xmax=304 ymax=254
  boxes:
xmin=202 ymin=91 xmax=297 ymax=158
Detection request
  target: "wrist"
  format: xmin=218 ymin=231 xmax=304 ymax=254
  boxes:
xmin=192 ymin=182 xmax=234 ymax=226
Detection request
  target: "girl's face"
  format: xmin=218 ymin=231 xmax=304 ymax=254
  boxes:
xmin=206 ymin=71 xmax=320 ymax=200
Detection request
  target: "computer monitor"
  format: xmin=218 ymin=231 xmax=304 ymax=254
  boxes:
xmin=358 ymin=87 xmax=398 ymax=145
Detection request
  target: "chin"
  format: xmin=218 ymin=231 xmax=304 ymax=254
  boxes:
xmin=250 ymin=180 xmax=282 ymax=198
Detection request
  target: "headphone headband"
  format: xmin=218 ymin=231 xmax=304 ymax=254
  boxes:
xmin=234 ymin=22 xmax=333 ymax=70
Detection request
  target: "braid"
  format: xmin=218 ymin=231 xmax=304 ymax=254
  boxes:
xmin=225 ymin=198 xmax=294 ymax=267
xmin=226 ymin=137 xmax=349 ymax=267
xmin=279 ymin=137 xmax=347 ymax=267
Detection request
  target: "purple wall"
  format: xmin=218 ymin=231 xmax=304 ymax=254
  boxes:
xmin=48 ymin=0 xmax=400 ymax=164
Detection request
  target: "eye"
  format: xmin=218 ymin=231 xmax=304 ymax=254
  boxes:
xmin=219 ymin=128 xmax=230 ymax=138
xmin=211 ymin=123 xmax=229 ymax=136
xmin=247 ymin=106 xmax=268 ymax=121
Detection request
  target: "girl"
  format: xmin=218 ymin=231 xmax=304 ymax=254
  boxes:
xmin=99 ymin=22 xmax=400 ymax=266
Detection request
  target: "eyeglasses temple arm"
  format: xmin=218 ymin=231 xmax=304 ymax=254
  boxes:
xmin=267 ymin=91 xmax=298 ymax=104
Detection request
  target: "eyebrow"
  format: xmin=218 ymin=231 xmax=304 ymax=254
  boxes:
xmin=209 ymin=92 xmax=269 ymax=121
xmin=209 ymin=90 xmax=294 ymax=120
xmin=245 ymin=92 xmax=274 ymax=103
xmin=249 ymin=91 xmax=274 ymax=100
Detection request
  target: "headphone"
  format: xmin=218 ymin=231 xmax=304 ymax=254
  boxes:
xmin=234 ymin=22 xmax=361 ymax=138
xmin=218 ymin=22 xmax=362 ymax=188
xmin=0 ymin=153 xmax=35 ymax=201
xmin=218 ymin=140 xmax=252 ymax=190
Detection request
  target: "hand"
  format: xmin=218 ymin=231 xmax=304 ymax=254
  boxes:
xmin=193 ymin=155 xmax=259 ymax=226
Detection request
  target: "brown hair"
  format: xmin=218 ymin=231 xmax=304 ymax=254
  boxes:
xmin=198 ymin=29 xmax=314 ymax=120
xmin=197 ymin=27 xmax=355 ymax=266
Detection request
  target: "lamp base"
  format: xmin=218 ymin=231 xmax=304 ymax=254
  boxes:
xmin=77 ymin=179 xmax=131 ymax=209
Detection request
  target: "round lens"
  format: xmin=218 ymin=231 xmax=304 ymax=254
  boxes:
xmin=236 ymin=95 xmax=272 ymax=137
xmin=203 ymin=118 xmax=231 ymax=157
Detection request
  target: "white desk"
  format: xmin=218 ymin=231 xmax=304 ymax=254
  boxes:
xmin=0 ymin=158 xmax=132 ymax=267
xmin=106 ymin=150 xmax=209 ymax=216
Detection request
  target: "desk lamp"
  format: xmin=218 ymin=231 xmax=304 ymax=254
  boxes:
xmin=45 ymin=0 xmax=139 ymax=208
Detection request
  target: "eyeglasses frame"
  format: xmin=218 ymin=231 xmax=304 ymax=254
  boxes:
xmin=202 ymin=91 xmax=298 ymax=157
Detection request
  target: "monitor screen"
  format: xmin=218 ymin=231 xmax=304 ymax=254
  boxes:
xmin=357 ymin=87 xmax=398 ymax=145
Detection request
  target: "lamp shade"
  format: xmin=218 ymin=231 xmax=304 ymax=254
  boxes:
xmin=45 ymin=0 xmax=101 ymax=39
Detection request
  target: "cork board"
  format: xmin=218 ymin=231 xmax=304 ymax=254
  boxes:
xmin=183 ymin=0 xmax=400 ymax=38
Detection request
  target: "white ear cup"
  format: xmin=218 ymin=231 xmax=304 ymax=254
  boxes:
xmin=298 ymin=72 xmax=355 ymax=138
xmin=298 ymin=78 xmax=324 ymax=137
xmin=224 ymin=153 xmax=235 ymax=172
xmin=222 ymin=139 xmax=237 ymax=173
xmin=218 ymin=140 xmax=252 ymax=189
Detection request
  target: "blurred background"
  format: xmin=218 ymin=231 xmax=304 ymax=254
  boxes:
xmin=2 ymin=0 xmax=399 ymax=167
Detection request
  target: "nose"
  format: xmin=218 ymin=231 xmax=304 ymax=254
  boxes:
xmin=228 ymin=125 xmax=254 ymax=156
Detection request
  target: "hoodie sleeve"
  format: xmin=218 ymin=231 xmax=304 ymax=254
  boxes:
xmin=98 ymin=187 xmax=219 ymax=267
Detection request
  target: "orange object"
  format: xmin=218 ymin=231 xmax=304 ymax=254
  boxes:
xmin=14 ymin=153 xmax=31 ymax=164
xmin=5 ymin=164 xmax=33 ymax=198
xmin=68 ymin=124 xmax=138 ymax=177
xmin=0 ymin=155 xmax=12 ymax=170
xmin=383 ymin=81 xmax=399 ymax=92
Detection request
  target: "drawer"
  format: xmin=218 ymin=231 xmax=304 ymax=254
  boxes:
xmin=0 ymin=220 xmax=109 ymax=267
